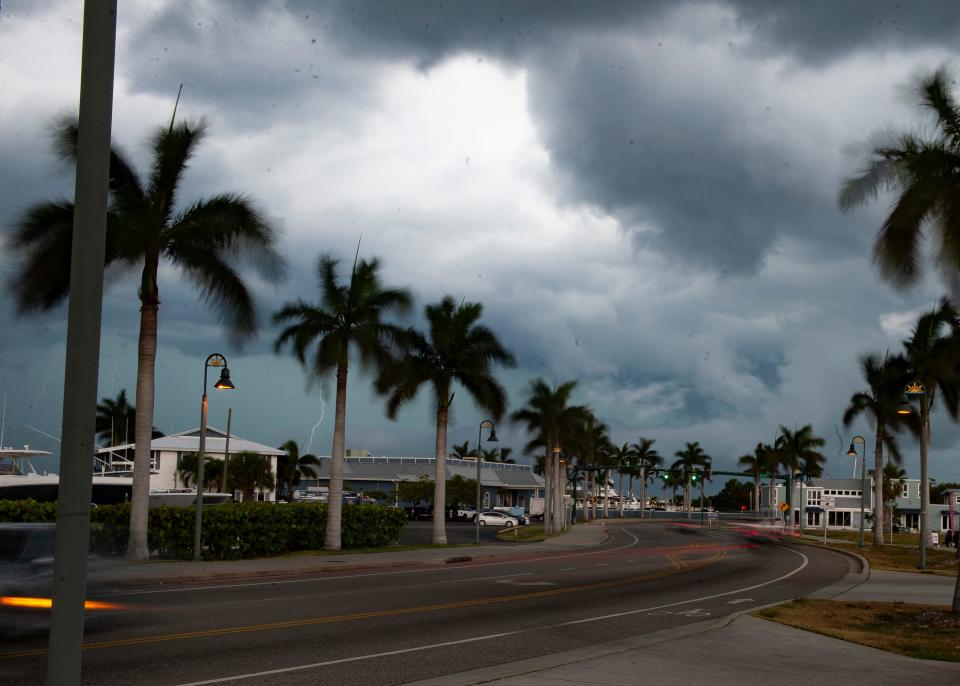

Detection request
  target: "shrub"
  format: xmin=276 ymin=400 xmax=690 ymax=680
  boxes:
xmin=0 ymin=500 xmax=406 ymax=560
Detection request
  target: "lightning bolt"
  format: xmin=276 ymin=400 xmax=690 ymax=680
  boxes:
xmin=303 ymin=381 xmax=326 ymax=454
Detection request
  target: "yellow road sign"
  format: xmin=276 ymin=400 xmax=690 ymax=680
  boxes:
xmin=778 ymin=502 xmax=789 ymax=512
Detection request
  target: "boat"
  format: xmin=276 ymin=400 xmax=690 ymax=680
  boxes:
xmin=0 ymin=446 xmax=231 ymax=506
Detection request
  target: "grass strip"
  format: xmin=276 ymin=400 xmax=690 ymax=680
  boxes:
xmin=755 ymin=599 xmax=960 ymax=662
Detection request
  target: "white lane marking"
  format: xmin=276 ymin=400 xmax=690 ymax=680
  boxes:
xmin=439 ymin=572 xmax=534 ymax=584
xmin=595 ymin=563 xmax=609 ymax=567
xmin=558 ymin=567 xmax=576 ymax=572
xmin=115 ymin=526 xmax=641 ymax=597
xmin=727 ymin=598 xmax=754 ymax=605
xmin=174 ymin=546 xmax=809 ymax=686
xmin=495 ymin=579 xmax=556 ymax=587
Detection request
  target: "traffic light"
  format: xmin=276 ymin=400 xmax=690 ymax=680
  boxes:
xmin=691 ymin=472 xmax=699 ymax=482
xmin=662 ymin=471 xmax=671 ymax=482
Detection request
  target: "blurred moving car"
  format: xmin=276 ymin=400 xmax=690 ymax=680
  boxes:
xmin=477 ymin=511 xmax=518 ymax=528
xmin=0 ymin=523 xmax=122 ymax=638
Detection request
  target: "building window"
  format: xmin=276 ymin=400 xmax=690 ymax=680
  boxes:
xmin=905 ymin=513 xmax=920 ymax=529
xmin=150 ymin=451 xmax=160 ymax=471
xmin=902 ymin=483 xmax=909 ymax=498
xmin=807 ymin=491 xmax=821 ymax=506
xmin=483 ymin=492 xmax=490 ymax=509
xmin=828 ymin=511 xmax=852 ymax=527
xmin=806 ymin=511 xmax=820 ymax=526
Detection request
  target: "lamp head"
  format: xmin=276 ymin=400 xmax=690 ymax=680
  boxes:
xmin=846 ymin=443 xmax=857 ymax=457
xmin=214 ymin=367 xmax=235 ymax=390
xmin=487 ymin=427 xmax=498 ymax=443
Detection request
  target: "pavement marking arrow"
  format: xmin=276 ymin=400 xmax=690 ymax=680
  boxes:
xmin=727 ymin=598 xmax=755 ymax=605
xmin=495 ymin=579 xmax=557 ymax=587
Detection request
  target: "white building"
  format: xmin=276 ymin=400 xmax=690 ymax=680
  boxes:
xmin=96 ymin=427 xmax=284 ymax=501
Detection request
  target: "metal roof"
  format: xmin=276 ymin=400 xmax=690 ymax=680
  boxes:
xmin=96 ymin=427 xmax=284 ymax=457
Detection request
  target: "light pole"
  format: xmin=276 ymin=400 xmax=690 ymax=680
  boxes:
xmin=847 ymin=435 xmax=866 ymax=547
xmin=899 ymin=381 xmax=928 ymax=569
xmin=475 ymin=420 xmax=497 ymax=544
xmin=193 ymin=353 xmax=235 ymax=561
xmin=552 ymin=445 xmax=562 ymax=532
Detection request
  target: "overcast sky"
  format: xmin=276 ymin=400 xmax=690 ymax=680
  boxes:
xmin=3 ymin=1 xmax=960 ymax=488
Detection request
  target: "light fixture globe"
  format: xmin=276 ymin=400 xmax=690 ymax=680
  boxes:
xmin=214 ymin=367 xmax=235 ymax=390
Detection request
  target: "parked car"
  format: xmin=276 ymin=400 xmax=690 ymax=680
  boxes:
xmin=452 ymin=508 xmax=476 ymax=521
xmin=477 ymin=511 xmax=518 ymax=528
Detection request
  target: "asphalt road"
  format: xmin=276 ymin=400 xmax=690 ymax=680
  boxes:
xmin=0 ymin=522 xmax=849 ymax=685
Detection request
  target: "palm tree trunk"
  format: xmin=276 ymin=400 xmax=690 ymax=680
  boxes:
xmin=603 ymin=471 xmax=609 ymax=518
xmin=685 ymin=477 xmax=691 ymax=517
xmin=325 ymin=364 xmax=348 ymax=551
xmin=629 ymin=473 xmax=635 ymax=516
xmin=618 ymin=470 xmax=624 ymax=517
xmin=580 ymin=470 xmax=589 ymax=522
xmin=543 ymin=449 xmax=553 ymax=536
xmin=754 ymin=474 xmax=760 ymax=518
xmin=126 ymin=295 xmax=158 ymax=560
xmin=873 ymin=425 xmax=884 ymax=546
xmin=555 ymin=454 xmax=564 ymax=532
xmin=432 ymin=404 xmax=448 ymax=545
xmin=639 ymin=467 xmax=646 ymax=518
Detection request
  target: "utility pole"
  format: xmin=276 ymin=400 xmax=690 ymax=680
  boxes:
xmin=46 ymin=3 xmax=117 ymax=684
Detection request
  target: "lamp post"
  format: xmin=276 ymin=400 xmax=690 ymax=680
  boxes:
xmin=899 ymin=381 xmax=928 ymax=569
xmin=193 ymin=353 xmax=235 ymax=561
xmin=847 ymin=435 xmax=866 ymax=547
xmin=475 ymin=420 xmax=497 ymax=544
xmin=552 ymin=446 xmax=562 ymax=532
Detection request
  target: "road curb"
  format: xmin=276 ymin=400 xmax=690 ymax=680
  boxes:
xmin=793 ymin=539 xmax=870 ymax=599
xmin=99 ymin=527 xmax=612 ymax=587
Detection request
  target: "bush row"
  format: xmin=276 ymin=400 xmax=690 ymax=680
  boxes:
xmin=0 ymin=500 xmax=407 ymax=560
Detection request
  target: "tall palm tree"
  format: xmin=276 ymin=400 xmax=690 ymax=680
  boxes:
xmin=631 ymin=437 xmax=662 ymax=517
xmin=226 ymin=451 xmax=275 ymax=502
xmin=274 ymin=253 xmax=411 ymax=550
xmin=776 ymin=425 xmax=826 ymax=532
xmin=510 ymin=380 xmax=587 ymax=534
xmin=900 ymin=299 xmax=960 ymax=594
xmin=95 ymin=389 xmax=134 ymax=448
xmin=569 ymin=412 xmax=610 ymax=521
xmin=378 ymin=296 xmax=515 ymax=544
xmin=450 ymin=441 xmax=474 ymax=459
xmin=840 ymin=67 xmax=960 ymax=290
xmin=672 ymin=442 xmax=711 ymax=515
xmin=277 ymin=439 xmax=322 ymax=501
xmin=176 ymin=452 xmax=221 ymax=491
xmin=843 ymin=353 xmax=916 ymax=544
xmin=9 ymin=118 xmax=286 ymax=559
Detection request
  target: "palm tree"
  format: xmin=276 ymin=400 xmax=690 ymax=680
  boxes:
xmin=7 ymin=118 xmax=286 ymax=560
xmin=631 ymin=437 xmax=662 ymax=517
xmin=881 ymin=463 xmax=908 ymax=544
xmin=843 ymin=353 xmax=916 ymax=544
xmin=274 ymin=253 xmax=411 ymax=550
xmin=900 ymin=300 xmax=960 ymax=591
xmin=737 ymin=443 xmax=772 ymax=516
xmin=569 ymin=411 xmax=610 ymax=521
xmin=277 ymin=440 xmax=322 ymax=501
xmin=95 ymin=389 xmax=164 ymax=465
xmin=226 ymin=451 xmax=276 ymax=502
xmin=177 ymin=453 xmax=222 ymax=492
xmin=450 ymin=441 xmax=474 ymax=460
xmin=378 ymin=296 xmax=515 ymax=544
xmin=776 ymin=425 xmax=826 ymax=532
xmin=672 ymin=442 xmax=711 ymax=515
xmin=607 ymin=443 xmax=635 ymax=518
xmin=840 ymin=67 xmax=960 ymax=290
xmin=511 ymin=380 xmax=588 ymax=533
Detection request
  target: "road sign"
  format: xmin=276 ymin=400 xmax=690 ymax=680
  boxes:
xmin=778 ymin=502 xmax=789 ymax=513
xmin=822 ymin=495 xmax=835 ymax=508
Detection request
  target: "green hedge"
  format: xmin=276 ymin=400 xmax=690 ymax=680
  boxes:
xmin=0 ymin=500 xmax=407 ymax=560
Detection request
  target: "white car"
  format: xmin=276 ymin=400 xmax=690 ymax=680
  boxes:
xmin=478 ymin=511 xmax=518 ymax=528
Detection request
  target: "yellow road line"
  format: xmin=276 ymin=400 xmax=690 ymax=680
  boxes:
xmin=1 ymin=548 xmax=726 ymax=660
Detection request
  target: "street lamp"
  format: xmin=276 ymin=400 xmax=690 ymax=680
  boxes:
xmin=901 ymin=381 xmax=929 ymax=569
xmin=193 ymin=353 xmax=235 ymax=561
xmin=475 ymin=420 xmax=497 ymax=544
xmin=847 ymin=435 xmax=866 ymax=547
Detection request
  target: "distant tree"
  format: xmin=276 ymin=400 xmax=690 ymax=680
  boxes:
xmin=882 ymin=464 xmax=909 ymax=542
xmin=226 ymin=451 xmax=275 ymax=502
xmin=630 ymin=437 xmax=662 ymax=512
xmin=95 ymin=389 xmax=163 ymax=453
xmin=450 ymin=441 xmax=475 ymax=459
xmin=396 ymin=475 xmax=434 ymax=506
xmin=177 ymin=453 xmax=223 ymax=492
xmin=711 ymin=479 xmax=753 ymax=512
xmin=445 ymin=475 xmax=478 ymax=508
xmin=737 ymin=443 xmax=772 ymax=514
xmin=276 ymin=440 xmax=322 ymax=500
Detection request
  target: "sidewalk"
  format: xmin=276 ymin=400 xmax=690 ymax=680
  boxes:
xmin=404 ymin=540 xmax=960 ymax=686
xmin=89 ymin=521 xmax=610 ymax=586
